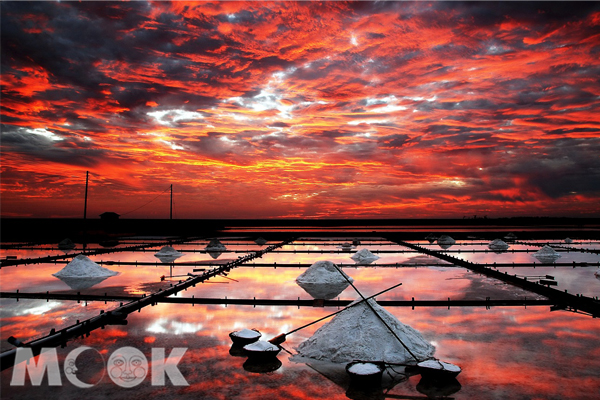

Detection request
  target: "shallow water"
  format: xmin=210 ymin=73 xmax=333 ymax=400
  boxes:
xmin=1 ymin=236 xmax=599 ymax=399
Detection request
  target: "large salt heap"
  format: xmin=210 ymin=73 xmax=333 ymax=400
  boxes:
xmin=533 ymin=245 xmax=561 ymax=263
xmin=350 ymin=249 xmax=380 ymax=264
xmin=296 ymin=298 xmax=435 ymax=364
xmin=296 ymin=260 xmax=353 ymax=300
xmin=53 ymin=255 xmax=118 ymax=289
xmin=53 ymin=255 xmax=118 ymax=278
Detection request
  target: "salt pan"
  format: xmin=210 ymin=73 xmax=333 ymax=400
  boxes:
xmin=53 ymin=255 xmax=118 ymax=278
xmin=296 ymin=298 xmax=435 ymax=364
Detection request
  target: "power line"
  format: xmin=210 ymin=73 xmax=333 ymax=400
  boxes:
xmin=120 ymin=185 xmax=171 ymax=217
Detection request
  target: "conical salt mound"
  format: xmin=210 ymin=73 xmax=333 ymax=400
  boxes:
xmin=533 ymin=245 xmax=561 ymax=262
xmin=205 ymin=239 xmax=226 ymax=251
xmin=488 ymin=239 xmax=509 ymax=251
xmin=296 ymin=298 xmax=435 ymax=364
xmin=154 ymin=246 xmax=183 ymax=257
xmin=255 ymin=237 xmax=267 ymax=246
xmin=296 ymin=261 xmax=353 ymax=300
xmin=437 ymin=235 xmax=455 ymax=249
xmin=58 ymin=238 xmax=76 ymax=250
xmin=53 ymin=255 xmax=118 ymax=278
xmin=351 ymin=248 xmax=380 ymax=263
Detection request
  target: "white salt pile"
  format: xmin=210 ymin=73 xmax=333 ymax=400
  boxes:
xmin=437 ymin=235 xmax=455 ymax=249
xmin=488 ymin=239 xmax=509 ymax=251
xmin=255 ymin=237 xmax=267 ymax=246
xmin=348 ymin=362 xmax=382 ymax=375
xmin=296 ymin=298 xmax=435 ymax=364
xmin=154 ymin=246 xmax=183 ymax=257
xmin=564 ymin=238 xmax=573 ymax=244
xmin=154 ymin=245 xmax=184 ymax=263
xmin=58 ymin=238 xmax=76 ymax=250
xmin=244 ymin=341 xmax=279 ymax=352
xmin=350 ymin=248 xmax=380 ymax=264
xmin=234 ymin=328 xmax=261 ymax=339
xmin=425 ymin=234 xmax=438 ymax=244
xmin=504 ymin=232 xmax=517 ymax=241
xmin=205 ymin=239 xmax=227 ymax=251
xmin=53 ymin=255 xmax=118 ymax=278
xmin=296 ymin=260 xmax=354 ymax=299
xmin=533 ymin=245 xmax=561 ymax=263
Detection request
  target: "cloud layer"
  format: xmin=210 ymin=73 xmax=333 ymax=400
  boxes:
xmin=2 ymin=1 xmax=600 ymax=218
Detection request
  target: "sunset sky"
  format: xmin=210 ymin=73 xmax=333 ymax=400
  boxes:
xmin=1 ymin=1 xmax=600 ymax=219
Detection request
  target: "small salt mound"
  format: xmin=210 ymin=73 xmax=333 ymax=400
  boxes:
xmin=351 ymin=248 xmax=380 ymax=263
xmin=533 ymin=245 xmax=561 ymax=263
xmin=297 ymin=261 xmax=353 ymax=285
xmin=348 ymin=363 xmax=381 ymax=375
xmin=205 ymin=239 xmax=227 ymax=251
xmin=437 ymin=235 xmax=455 ymax=249
xmin=504 ymin=232 xmax=517 ymax=241
xmin=296 ymin=261 xmax=354 ymax=299
xmin=255 ymin=237 xmax=267 ymax=246
xmin=154 ymin=246 xmax=183 ymax=257
xmin=296 ymin=298 xmax=435 ymax=364
xmin=564 ymin=238 xmax=573 ymax=244
xmin=425 ymin=234 xmax=438 ymax=244
xmin=244 ymin=341 xmax=279 ymax=352
xmin=58 ymin=238 xmax=76 ymax=250
xmin=488 ymin=239 xmax=509 ymax=251
xmin=234 ymin=328 xmax=261 ymax=339
xmin=53 ymin=255 xmax=118 ymax=278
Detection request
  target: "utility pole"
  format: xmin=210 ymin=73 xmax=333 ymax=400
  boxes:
xmin=84 ymin=171 xmax=89 ymax=220
xmin=170 ymin=184 xmax=173 ymax=220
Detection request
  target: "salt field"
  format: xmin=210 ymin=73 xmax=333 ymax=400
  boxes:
xmin=1 ymin=224 xmax=599 ymax=399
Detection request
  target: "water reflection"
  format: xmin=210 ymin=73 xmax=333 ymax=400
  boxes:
xmin=54 ymin=275 xmax=113 ymax=290
xmin=1 ymin=236 xmax=600 ymax=399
